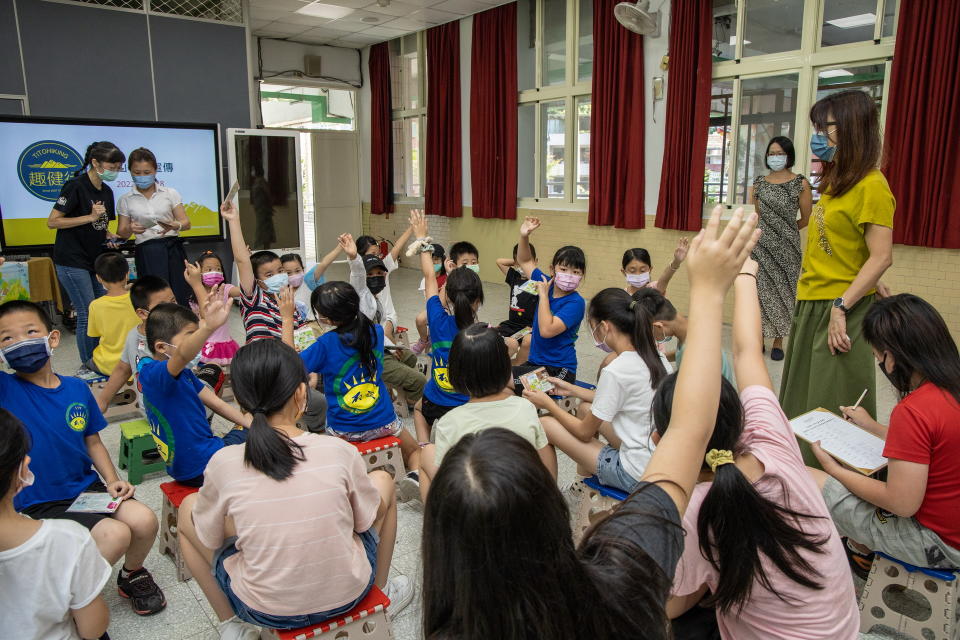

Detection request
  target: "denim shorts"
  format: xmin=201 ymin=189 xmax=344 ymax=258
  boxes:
xmin=595 ymin=445 xmax=640 ymax=494
xmin=213 ymin=529 xmax=379 ymax=628
xmin=326 ymin=417 xmax=403 ymax=442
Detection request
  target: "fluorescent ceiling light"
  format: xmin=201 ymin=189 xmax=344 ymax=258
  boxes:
xmin=826 ymin=13 xmax=875 ymax=28
xmin=819 ymin=69 xmax=854 ymax=78
xmin=296 ymin=2 xmax=355 ymax=20
xmin=728 ymin=36 xmax=751 ymax=45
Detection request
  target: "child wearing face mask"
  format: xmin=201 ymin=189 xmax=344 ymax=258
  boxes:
xmin=184 ymin=250 xmax=242 ymax=366
xmin=410 ymin=239 xmax=476 ymax=355
xmin=621 ymin=239 xmax=689 ymax=298
xmin=511 ymin=217 xmax=586 ymax=390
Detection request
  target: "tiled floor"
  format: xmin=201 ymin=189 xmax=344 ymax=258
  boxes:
xmin=40 ymin=263 xmax=903 ymax=640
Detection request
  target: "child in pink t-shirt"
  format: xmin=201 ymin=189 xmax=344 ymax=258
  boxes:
xmin=184 ymin=251 xmax=241 ymax=366
xmin=651 ymin=259 xmax=858 ymax=640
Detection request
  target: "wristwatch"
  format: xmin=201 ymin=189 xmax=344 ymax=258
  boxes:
xmin=833 ymin=297 xmax=849 ymax=314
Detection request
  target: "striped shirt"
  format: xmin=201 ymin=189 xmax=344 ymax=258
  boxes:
xmin=239 ymin=286 xmax=304 ymax=342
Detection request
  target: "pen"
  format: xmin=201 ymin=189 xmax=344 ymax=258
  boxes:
xmin=846 ymin=388 xmax=868 ymax=421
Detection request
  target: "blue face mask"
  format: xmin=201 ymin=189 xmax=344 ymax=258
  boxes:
xmin=810 ymin=134 xmax=837 ymax=162
xmin=0 ymin=337 xmax=52 ymax=373
xmin=262 ymin=272 xmax=289 ymax=294
xmin=433 ymin=263 xmax=442 ymax=273
xmin=767 ymin=155 xmax=788 ymax=171
xmin=132 ymin=174 xmax=156 ymax=189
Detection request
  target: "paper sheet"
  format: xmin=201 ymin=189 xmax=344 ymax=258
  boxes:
xmin=790 ymin=409 xmax=887 ymax=473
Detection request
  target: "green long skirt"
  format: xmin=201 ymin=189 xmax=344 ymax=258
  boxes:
xmin=779 ymin=295 xmax=877 ymax=468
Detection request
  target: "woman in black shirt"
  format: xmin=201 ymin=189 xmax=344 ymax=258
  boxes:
xmin=46 ymin=141 xmax=125 ymax=371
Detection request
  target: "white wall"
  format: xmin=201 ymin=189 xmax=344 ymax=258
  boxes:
xmin=359 ymin=46 xmax=372 ymax=202
xmin=255 ymin=38 xmax=363 ymax=87
xmin=642 ymin=0 xmax=671 ymax=215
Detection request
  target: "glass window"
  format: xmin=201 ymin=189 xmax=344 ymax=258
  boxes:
xmin=389 ymin=39 xmax=403 ymax=111
xmin=821 ymin=0 xmax=879 ymax=47
xmin=403 ymin=117 xmax=421 ymax=198
xmin=882 ymin=0 xmax=897 ymax=37
xmin=742 ymin=0 xmax=804 ymax=57
xmin=542 ymin=0 xmax=567 ymax=86
xmin=734 ymin=73 xmax=798 ymax=203
xmin=541 ymin=101 xmax=566 ymax=198
xmin=576 ymin=96 xmax=590 ymax=198
xmin=403 ymin=52 xmax=420 ymax=109
xmin=705 ymin=80 xmax=734 ymax=205
xmin=712 ymin=0 xmax=737 ymax=61
xmin=518 ymin=104 xmax=537 ymax=198
xmin=577 ymin=0 xmax=593 ymax=82
xmin=392 ymin=119 xmax=404 ymax=195
xmin=518 ymin=0 xmax=537 ymax=91
xmin=260 ymin=84 xmax=355 ymax=131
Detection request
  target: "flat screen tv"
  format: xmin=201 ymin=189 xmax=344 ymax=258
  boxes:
xmin=0 ymin=116 xmax=222 ymax=250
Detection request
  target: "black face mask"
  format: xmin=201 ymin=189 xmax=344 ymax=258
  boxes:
xmin=878 ymin=354 xmax=912 ymax=396
xmin=367 ymin=275 xmax=387 ymax=295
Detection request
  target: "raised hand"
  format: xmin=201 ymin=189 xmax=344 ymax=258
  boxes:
xmin=278 ymin=285 xmax=296 ymax=319
xmin=409 ymin=209 xmax=428 ymax=237
xmin=673 ymin=237 xmax=690 ymax=264
xmin=183 ymin=260 xmax=203 ymax=286
xmin=202 ymin=285 xmax=233 ymax=329
xmin=220 ymin=199 xmax=239 ymax=221
xmin=519 ymin=216 xmax=541 ymax=237
xmin=338 ymin=233 xmax=358 ymax=259
xmin=686 ymin=206 xmax=760 ymax=294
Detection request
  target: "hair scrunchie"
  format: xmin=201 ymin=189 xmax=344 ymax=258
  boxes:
xmin=406 ymin=236 xmax=434 ymax=258
xmin=629 ymin=300 xmax=637 ymax=310
xmin=705 ymin=448 xmax=735 ymax=473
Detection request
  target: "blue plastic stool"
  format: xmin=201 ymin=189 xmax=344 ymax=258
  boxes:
xmin=572 ymin=474 xmax=627 ymax=543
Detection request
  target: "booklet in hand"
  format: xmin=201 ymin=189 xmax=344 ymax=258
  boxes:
xmin=519 ymin=367 xmax=555 ymax=394
xmin=66 ymin=492 xmax=124 ymax=514
xmin=790 ymin=408 xmax=887 ymax=475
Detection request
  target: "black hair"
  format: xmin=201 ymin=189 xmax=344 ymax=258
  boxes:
xmin=145 ymin=303 xmax=199 ymax=355
xmin=765 ymin=136 xmax=796 ymax=170
xmin=130 ymin=275 xmax=172 ymax=312
xmin=196 ymin=250 xmax=224 ymax=272
xmin=231 ymin=340 xmax=308 ymax=481
xmin=444 ymin=267 xmax=484 ymax=330
xmin=652 ymin=372 xmax=828 ymax=612
xmin=431 ymin=243 xmax=446 ymax=260
xmin=0 ymin=408 xmax=31 ymax=499
xmin=622 ymin=248 xmax=652 ymax=270
xmin=589 ymin=288 xmax=666 ymax=389
xmin=93 ymin=251 xmax=129 ymax=283
xmin=632 ymin=288 xmax=678 ymax=322
xmin=251 ymin=250 xmax=281 ymax=280
xmin=311 ymin=282 xmax=378 ymax=375
xmin=552 ymin=245 xmax=586 ymax=273
xmin=423 ymin=428 xmax=678 ymax=640
xmin=356 ymin=235 xmax=379 ymax=255
xmin=0 ymin=300 xmax=52 ymax=331
xmin=449 ymin=323 xmax=511 ymax=398
xmin=279 ymin=253 xmax=304 ymax=269
xmin=512 ymin=242 xmax=536 ymax=260
xmin=128 ymin=147 xmax=158 ymax=170
xmin=864 ymin=294 xmax=960 ymax=403
xmin=450 ymin=241 xmax=479 ymax=263
xmin=79 ymin=141 xmax=125 ymax=176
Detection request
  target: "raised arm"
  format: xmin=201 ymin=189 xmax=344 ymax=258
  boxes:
xmin=341 ymin=233 xmax=367 ymax=294
xmin=496 ymin=257 xmax=515 ymax=277
xmin=278 ymin=285 xmax=296 ymax=349
xmin=732 ymin=257 xmax=772 ymax=391
xmin=640 ymin=207 xmax=760 ymax=515
xmin=410 ymin=209 xmax=439 ymax=299
xmin=390 ymin=225 xmax=415 ymax=262
xmin=220 ymin=200 xmax=255 ymax=295
xmin=167 ymin=288 xmax=232 ymax=377
xmin=653 ymin=237 xmax=689 ymax=295
xmin=516 ymin=217 xmax=540 ymax=278
xmin=183 ymin=261 xmax=207 ymax=316
xmin=307 ymin=243 xmax=343 ymax=284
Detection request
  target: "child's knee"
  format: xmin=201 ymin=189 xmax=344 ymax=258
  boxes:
xmin=118 ymin=500 xmax=159 ymax=536
xmin=92 ymin=518 xmax=132 ymax=553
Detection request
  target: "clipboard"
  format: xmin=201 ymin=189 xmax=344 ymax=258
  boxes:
xmin=790 ymin=407 xmax=887 ymax=475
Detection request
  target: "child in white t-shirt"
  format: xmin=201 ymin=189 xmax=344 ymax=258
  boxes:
xmin=0 ymin=408 xmax=111 ymax=640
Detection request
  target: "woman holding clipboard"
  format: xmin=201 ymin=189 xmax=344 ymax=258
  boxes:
xmin=116 ymin=147 xmax=192 ymax=305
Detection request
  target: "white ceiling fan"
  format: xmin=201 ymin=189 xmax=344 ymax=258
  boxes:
xmin=614 ymin=0 xmax=662 ymax=36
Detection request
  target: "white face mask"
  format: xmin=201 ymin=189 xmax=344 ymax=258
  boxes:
xmin=17 ymin=461 xmax=34 ymax=495
xmin=625 ymin=272 xmax=651 ymax=288
xmin=767 ymin=155 xmax=788 ymax=171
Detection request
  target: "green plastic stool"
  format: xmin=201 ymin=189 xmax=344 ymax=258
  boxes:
xmin=118 ymin=419 xmax=165 ymax=485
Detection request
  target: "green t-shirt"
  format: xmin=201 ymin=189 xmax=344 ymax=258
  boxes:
xmin=434 ymin=395 xmax=548 ymax=462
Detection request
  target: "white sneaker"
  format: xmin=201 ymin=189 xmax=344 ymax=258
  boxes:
xmin=384 ymin=575 xmax=415 ymax=619
xmin=397 ymin=471 xmax=421 ymax=503
xmin=218 ymin=616 xmax=261 ymax=640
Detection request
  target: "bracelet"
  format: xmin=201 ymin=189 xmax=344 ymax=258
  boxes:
xmin=668 ymin=261 xmax=681 ymax=271
xmin=176 ymin=221 xmax=183 ymax=231
xmin=737 ymin=272 xmax=757 ymax=279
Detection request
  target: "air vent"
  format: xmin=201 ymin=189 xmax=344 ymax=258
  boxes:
xmin=304 ymin=55 xmax=323 ymax=77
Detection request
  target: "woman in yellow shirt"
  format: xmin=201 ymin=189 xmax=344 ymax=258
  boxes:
xmin=780 ymin=90 xmax=895 ymax=467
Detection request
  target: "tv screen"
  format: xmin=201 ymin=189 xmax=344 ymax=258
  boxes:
xmin=0 ymin=117 xmax=222 ymax=250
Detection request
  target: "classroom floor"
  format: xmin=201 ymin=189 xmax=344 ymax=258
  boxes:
xmin=44 ymin=263 xmax=904 ymax=640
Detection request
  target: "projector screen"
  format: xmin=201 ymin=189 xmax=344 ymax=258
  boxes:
xmin=0 ymin=117 xmax=221 ymax=250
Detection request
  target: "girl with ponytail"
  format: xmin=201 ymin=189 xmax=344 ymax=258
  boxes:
xmin=655 ymin=258 xmax=858 ymax=639
xmin=524 ymin=287 xmax=670 ymax=493
xmin=177 ymin=339 xmax=413 ymax=635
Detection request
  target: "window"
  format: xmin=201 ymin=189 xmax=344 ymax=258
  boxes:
xmin=390 ymin=34 xmax=426 ymax=199
xmin=517 ymin=0 xmax=593 ymax=206
xmin=259 ymin=84 xmax=355 ymax=131
xmin=707 ymin=0 xmax=896 ymax=210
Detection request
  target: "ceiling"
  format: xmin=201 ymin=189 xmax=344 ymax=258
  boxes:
xmin=249 ymin=0 xmax=505 ymax=49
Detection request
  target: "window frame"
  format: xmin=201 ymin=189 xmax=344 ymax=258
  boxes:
xmin=518 ymin=0 xmax=592 ymax=211
xmin=391 ymin=33 xmax=427 ymax=203
xmin=707 ymin=0 xmax=897 ymax=216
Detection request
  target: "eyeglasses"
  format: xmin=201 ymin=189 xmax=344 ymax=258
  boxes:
xmin=815 ymin=121 xmax=838 ymax=136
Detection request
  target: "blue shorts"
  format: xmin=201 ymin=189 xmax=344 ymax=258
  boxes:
xmin=326 ymin=417 xmax=403 ymax=442
xmin=213 ymin=529 xmax=379 ymax=628
xmin=595 ymin=445 xmax=639 ymax=494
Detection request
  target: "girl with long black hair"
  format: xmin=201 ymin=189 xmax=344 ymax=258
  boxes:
xmin=177 ymin=339 xmax=413 ymax=638
xmin=657 ymin=257 xmax=858 ymax=639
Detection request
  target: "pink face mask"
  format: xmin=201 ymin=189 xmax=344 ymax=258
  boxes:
xmin=201 ymin=271 xmax=224 ymax=287
xmin=553 ymin=272 xmax=582 ymax=292
xmin=287 ymin=273 xmax=305 ymax=288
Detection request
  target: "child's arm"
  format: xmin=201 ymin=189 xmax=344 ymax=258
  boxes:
xmin=278 ymin=285 xmax=296 ymax=349
xmin=524 ymin=389 xmax=603 ymax=441
xmin=85 ymin=433 xmax=134 ymax=499
xmin=219 ymin=200 xmax=255 ymax=296
xmin=183 ymin=260 xmax=208 ymax=314
xmin=731 ymin=257 xmax=772 ymax=392
xmin=306 ymin=243 xmax=343 ymax=288
xmin=496 ymin=257 xmax=515 ymax=276
xmin=390 ymin=225 xmax=415 ymax=263
xmin=198 ymin=386 xmax=252 ymax=428
xmin=640 ymin=207 xmax=759 ymax=515
xmin=410 ymin=210 xmax=439 ymax=299
xmin=96 ymin=360 xmax=133 ymax=414
xmin=341 ymin=233 xmax=369 ymax=296
xmin=72 ymin=595 xmax=110 ymax=640
xmin=813 ymin=449 xmax=928 ymax=517
xmin=532 ymin=277 xmax=567 ymax=338
xmin=167 ymin=288 xmax=232 ymax=377
xmin=653 ymin=237 xmax=689 ymax=295
xmin=516 ymin=217 xmax=540 ymax=278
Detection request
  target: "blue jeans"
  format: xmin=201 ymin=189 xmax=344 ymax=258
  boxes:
xmin=56 ymin=265 xmax=105 ymax=364
xmin=213 ymin=529 xmax=378 ymax=628
xmin=595 ymin=445 xmax=640 ymax=493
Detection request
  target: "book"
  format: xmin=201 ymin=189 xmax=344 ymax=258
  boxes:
xmin=790 ymin=408 xmax=887 ymax=475
xmin=293 ymin=326 xmax=318 ymax=352
xmin=518 ymin=367 xmax=555 ymax=394
xmin=511 ymin=327 xmax=532 ymax=341
xmin=66 ymin=492 xmax=124 ymax=514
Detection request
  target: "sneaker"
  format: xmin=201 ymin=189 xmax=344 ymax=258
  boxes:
xmin=397 ymin=471 xmax=421 ymax=503
xmin=75 ymin=365 xmax=105 ymax=382
xmin=409 ymin=337 xmax=430 ymax=355
xmin=117 ymin=567 xmax=167 ymax=615
xmin=771 ymin=347 xmax=785 ymax=361
xmin=842 ymin=537 xmax=874 ymax=580
xmin=384 ymin=575 xmax=415 ymax=619
xmin=195 ymin=363 xmax=225 ymax=394
xmin=217 ymin=616 xmax=261 ymax=640
xmin=560 ymin=480 xmax=584 ymax=514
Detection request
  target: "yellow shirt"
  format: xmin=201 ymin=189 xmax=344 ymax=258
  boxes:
xmin=88 ymin=291 xmax=140 ymax=375
xmin=796 ymin=170 xmax=895 ymax=300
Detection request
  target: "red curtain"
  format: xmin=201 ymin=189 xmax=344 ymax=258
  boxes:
xmin=470 ymin=3 xmax=518 ymax=220
xmin=369 ymin=42 xmax=394 ymax=215
xmin=425 ymin=22 xmax=462 ymax=217
xmin=884 ymin=2 xmax=960 ymax=248
xmin=588 ymin=0 xmax=645 ymax=228
xmin=654 ymin=0 xmax=712 ymax=231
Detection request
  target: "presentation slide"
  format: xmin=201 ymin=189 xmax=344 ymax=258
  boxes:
xmin=0 ymin=118 xmax=221 ymax=248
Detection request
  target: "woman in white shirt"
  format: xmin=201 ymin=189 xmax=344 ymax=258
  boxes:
xmin=116 ymin=147 xmax=192 ymax=304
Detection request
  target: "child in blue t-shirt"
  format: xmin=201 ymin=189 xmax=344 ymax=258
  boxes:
xmin=409 ymin=210 xmax=486 ymax=443
xmin=137 ymin=291 xmax=252 ymax=486
xmin=512 ymin=216 xmax=586 ymax=390
xmin=0 ymin=299 xmax=166 ymax=616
